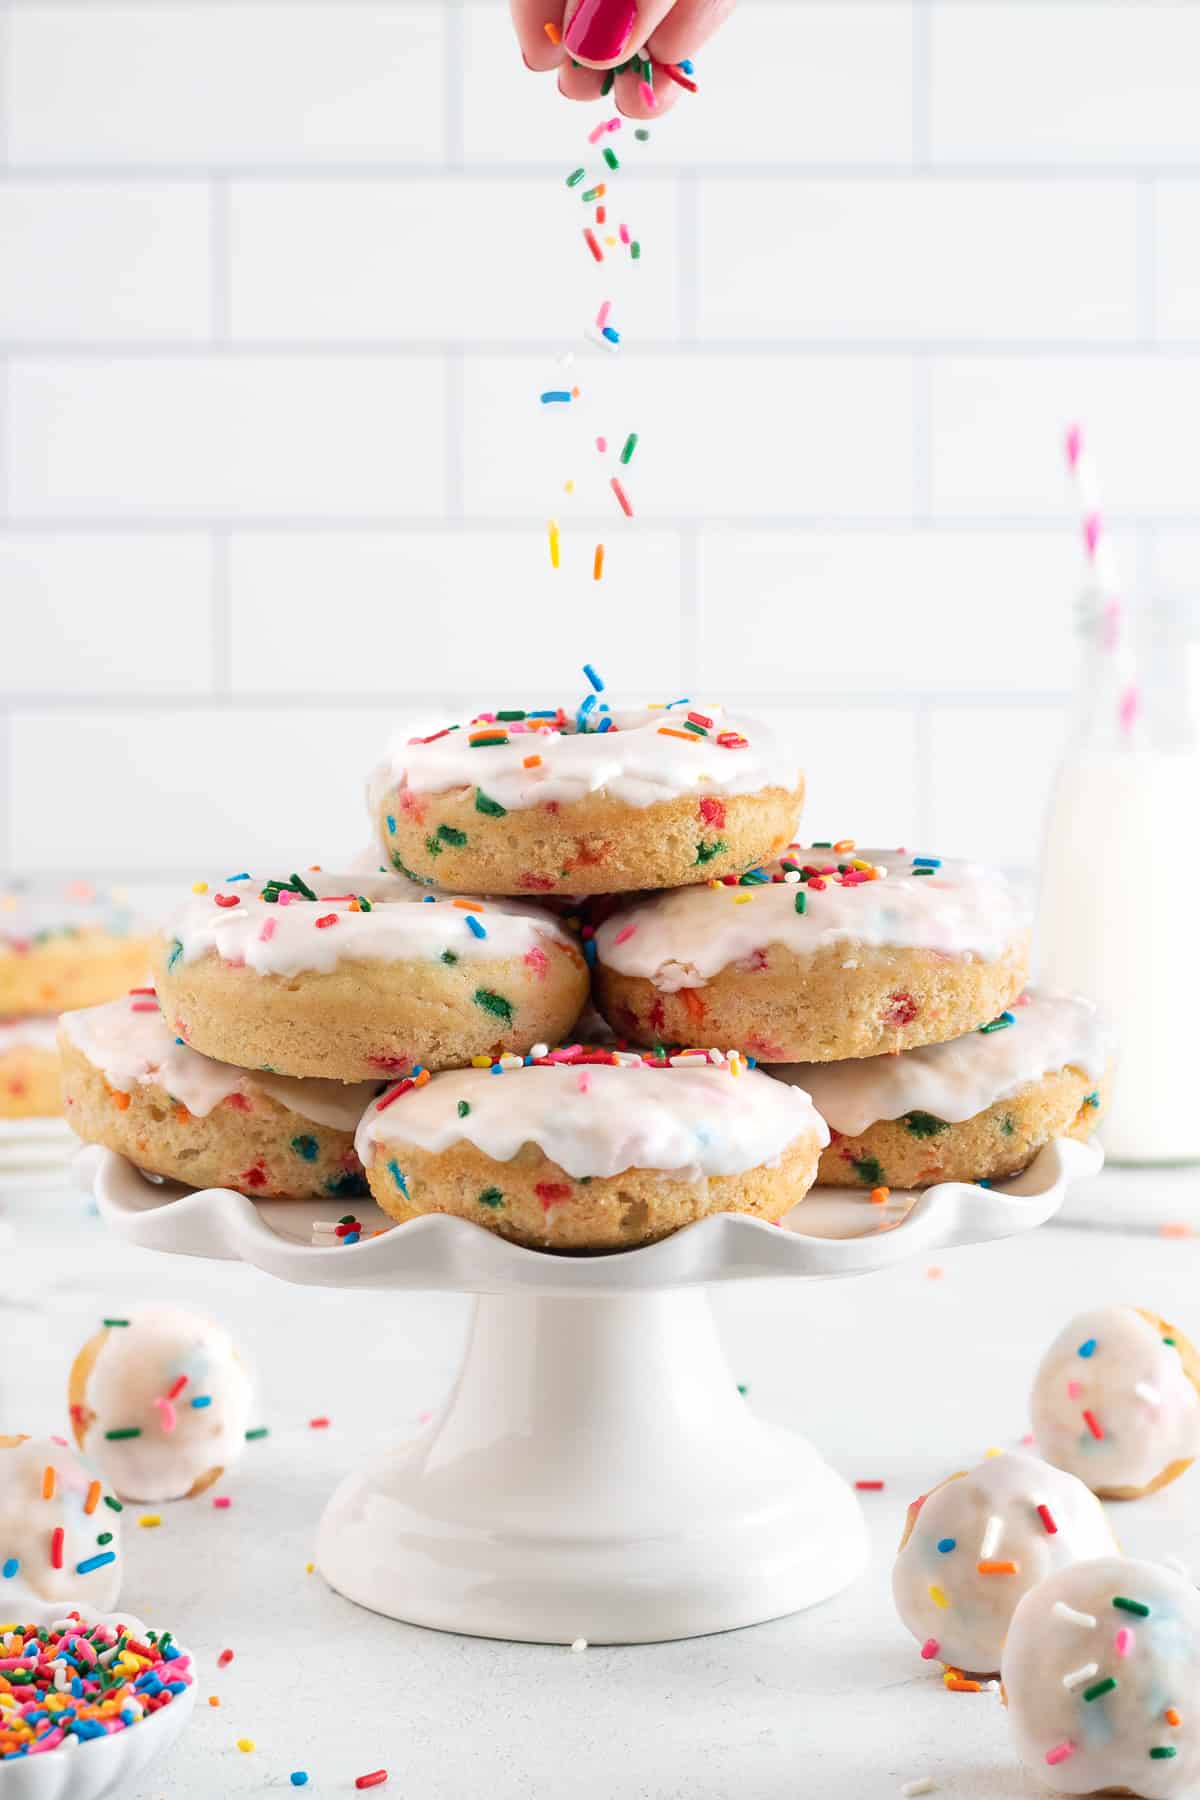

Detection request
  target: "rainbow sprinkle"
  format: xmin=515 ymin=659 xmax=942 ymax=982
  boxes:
xmin=0 ymin=1618 xmax=192 ymax=1759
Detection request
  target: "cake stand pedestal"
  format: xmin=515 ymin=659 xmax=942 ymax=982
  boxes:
xmin=81 ymin=1138 xmax=1101 ymax=1645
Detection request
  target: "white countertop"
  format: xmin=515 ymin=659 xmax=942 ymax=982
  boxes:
xmin=3 ymin=1159 xmax=1200 ymax=1799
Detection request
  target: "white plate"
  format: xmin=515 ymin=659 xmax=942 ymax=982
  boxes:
xmin=0 ymin=1611 xmax=195 ymax=1800
xmin=83 ymin=1135 xmax=1103 ymax=1297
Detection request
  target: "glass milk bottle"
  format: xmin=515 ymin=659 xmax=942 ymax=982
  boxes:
xmin=1037 ymin=590 xmax=1200 ymax=1161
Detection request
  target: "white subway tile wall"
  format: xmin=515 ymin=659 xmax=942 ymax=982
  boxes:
xmin=1 ymin=0 xmax=1195 ymax=875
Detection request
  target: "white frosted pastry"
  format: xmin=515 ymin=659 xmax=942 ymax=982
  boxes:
xmin=593 ymin=845 xmax=1031 ymax=1063
xmin=369 ymin=701 xmax=805 ymax=897
xmin=371 ymin=703 xmax=799 ymax=813
xmin=356 ymin=1050 xmax=829 ymax=1249
xmin=60 ymin=995 xmax=376 ymax=1129
xmin=0 ymin=1016 xmax=61 ymax=1055
xmin=1003 ymin=1556 xmax=1200 ymax=1797
xmin=789 ymin=991 xmax=1107 ymax=1135
xmin=356 ymin=1055 xmax=826 ymax=1183
xmin=1032 ymin=1308 xmax=1200 ymax=1500
xmin=160 ymin=872 xmax=579 ymax=979
xmin=0 ymin=1435 xmax=122 ymax=1612
xmin=70 ymin=1309 xmax=254 ymax=1502
xmin=596 ymin=848 xmax=1029 ymax=989
xmin=893 ymin=1450 xmax=1118 ymax=1674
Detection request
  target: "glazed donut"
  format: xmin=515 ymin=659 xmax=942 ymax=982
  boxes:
xmin=0 ymin=1434 xmax=123 ymax=1613
xmin=1002 ymin=1556 xmax=1200 ymax=1797
xmin=369 ymin=701 xmax=803 ymax=895
xmin=69 ymin=1308 xmax=254 ymax=1502
xmin=0 ymin=880 xmax=152 ymax=1015
xmin=776 ymin=990 xmax=1110 ymax=1189
xmin=893 ymin=1450 xmax=1117 ymax=1676
xmin=0 ymin=1016 xmax=62 ymax=1119
xmin=152 ymin=871 xmax=589 ymax=1081
xmin=355 ymin=1046 xmax=828 ymax=1250
xmin=60 ymin=993 xmax=376 ymax=1200
xmin=1031 ymin=1308 xmax=1200 ymax=1500
xmin=593 ymin=844 xmax=1030 ymax=1062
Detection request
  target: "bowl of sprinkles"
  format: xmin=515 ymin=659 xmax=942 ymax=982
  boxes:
xmin=0 ymin=1611 xmax=195 ymax=1798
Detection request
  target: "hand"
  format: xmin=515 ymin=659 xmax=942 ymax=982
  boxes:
xmin=511 ymin=0 xmax=736 ymax=118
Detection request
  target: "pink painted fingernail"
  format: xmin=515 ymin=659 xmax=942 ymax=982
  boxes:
xmin=564 ymin=0 xmax=638 ymax=61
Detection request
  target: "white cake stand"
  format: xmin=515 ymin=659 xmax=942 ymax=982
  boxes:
xmin=80 ymin=1138 xmax=1101 ymax=1646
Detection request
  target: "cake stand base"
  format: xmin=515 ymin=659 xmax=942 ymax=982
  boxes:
xmin=316 ymin=1287 xmax=866 ymax=1643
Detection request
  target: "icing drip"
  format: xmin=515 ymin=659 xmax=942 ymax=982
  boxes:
xmin=0 ymin=1016 xmax=61 ymax=1054
xmin=1031 ymin=1307 xmax=1200 ymax=1494
xmin=595 ymin=847 xmax=1031 ymax=989
xmin=163 ymin=871 xmax=578 ymax=980
xmin=1003 ymin=1557 xmax=1200 ymax=1797
xmin=0 ymin=1435 xmax=122 ymax=1611
xmin=370 ymin=703 xmax=800 ymax=813
xmin=776 ymin=991 xmax=1109 ymax=1134
xmin=356 ymin=1059 xmax=827 ymax=1182
xmin=61 ymin=996 xmax=377 ymax=1130
xmin=77 ymin=1309 xmax=253 ymax=1504
xmin=892 ymin=1450 xmax=1117 ymax=1675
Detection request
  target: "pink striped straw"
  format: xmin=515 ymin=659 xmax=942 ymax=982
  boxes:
xmin=1064 ymin=423 xmax=1138 ymax=738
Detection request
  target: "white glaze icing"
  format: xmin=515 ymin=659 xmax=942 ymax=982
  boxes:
xmin=356 ymin=1058 xmax=827 ymax=1183
xmin=75 ymin=1309 xmax=253 ymax=1504
xmin=163 ymin=872 xmax=578 ymax=979
xmin=60 ymin=997 xmax=376 ymax=1130
xmin=0 ymin=881 xmax=142 ymax=955
xmin=595 ymin=848 xmax=1030 ymax=991
xmin=0 ymin=1016 xmax=61 ymax=1055
xmin=1031 ymin=1308 xmax=1200 ymax=1495
xmin=0 ymin=1436 xmax=122 ymax=1612
xmin=776 ymin=991 xmax=1108 ymax=1134
xmin=370 ymin=703 xmax=800 ymax=813
xmin=1003 ymin=1556 xmax=1200 ymax=1797
xmin=892 ymin=1450 xmax=1117 ymax=1674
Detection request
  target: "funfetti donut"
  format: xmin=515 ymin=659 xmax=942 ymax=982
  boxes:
xmin=593 ymin=843 xmax=1031 ymax=1063
xmin=69 ymin=1308 xmax=254 ymax=1502
xmin=0 ymin=1435 xmax=123 ymax=1613
xmin=60 ymin=994 xmax=375 ymax=1201
xmin=368 ymin=697 xmax=804 ymax=896
xmin=0 ymin=880 xmax=152 ymax=1015
xmin=0 ymin=1015 xmax=62 ymax=1119
xmin=152 ymin=871 xmax=589 ymax=1082
xmin=775 ymin=990 xmax=1110 ymax=1190
xmin=355 ymin=1045 xmax=828 ymax=1251
xmin=892 ymin=1450 xmax=1117 ymax=1677
xmin=1002 ymin=1556 xmax=1200 ymax=1798
xmin=1031 ymin=1308 xmax=1200 ymax=1501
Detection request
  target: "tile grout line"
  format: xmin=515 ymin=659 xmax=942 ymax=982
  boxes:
xmin=6 ymin=339 xmax=1200 ymax=359
xmin=444 ymin=0 xmax=464 ymax=170
xmin=911 ymin=0 xmax=932 ymax=171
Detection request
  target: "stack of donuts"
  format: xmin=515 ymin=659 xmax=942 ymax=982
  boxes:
xmin=0 ymin=880 xmax=153 ymax=1121
xmin=61 ymin=679 xmax=1109 ymax=1248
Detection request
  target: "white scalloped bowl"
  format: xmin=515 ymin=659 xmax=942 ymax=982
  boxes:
xmin=0 ymin=1612 xmax=195 ymax=1800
